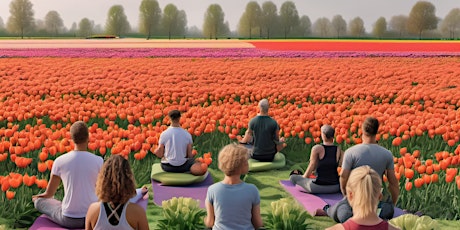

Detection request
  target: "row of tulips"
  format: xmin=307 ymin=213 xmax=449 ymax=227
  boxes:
xmin=1 ymin=58 xmax=460 ymax=147
xmin=1 ymin=48 xmax=460 ymax=58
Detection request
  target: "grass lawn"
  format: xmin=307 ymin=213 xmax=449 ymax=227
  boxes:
xmin=145 ymin=167 xmax=460 ymax=229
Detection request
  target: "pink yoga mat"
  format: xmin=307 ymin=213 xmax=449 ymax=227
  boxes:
xmin=151 ymin=173 xmax=214 ymax=208
xmin=279 ymin=180 xmax=406 ymax=217
xmin=29 ymin=192 xmax=149 ymax=230
xmin=279 ymin=180 xmax=341 ymax=216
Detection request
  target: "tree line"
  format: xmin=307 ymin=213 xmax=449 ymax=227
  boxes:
xmin=1 ymin=0 xmax=459 ymax=39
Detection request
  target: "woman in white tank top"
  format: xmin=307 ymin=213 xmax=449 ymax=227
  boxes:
xmin=85 ymin=155 xmax=149 ymax=230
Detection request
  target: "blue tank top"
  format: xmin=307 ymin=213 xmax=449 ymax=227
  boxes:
xmin=314 ymin=144 xmax=339 ymax=185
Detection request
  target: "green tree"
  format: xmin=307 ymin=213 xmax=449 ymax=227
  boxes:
xmin=203 ymin=4 xmax=229 ymax=39
xmin=407 ymin=1 xmax=437 ymax=39
xmin=295 ymin=15 xmax=311 ymax=37
xmin=238 ymin=1 xmax=261 ymax=38
xmin=331 ymin=15 xmax=347 ymax=38
xmin=78 ymin=18 xmax=94 ymax=37
xmin=139 ymin=0 xmax=161 ymax=39
xmin=372 ymin=17 xmax=387 ymax=38
xmin=0 ymin=17 xmax=4 ymax=30
xmin=7 ymin=0 xmax=35 ymax=38
xmin=44 ymin=10 xmax=64 ymax=36
xmin=440 ymin=8 xmax=460 ymax=39
xmin=313 ymin=17 xmax=331 ymax=37
xmin=389 ymin=15 xmax=408 ymax=38
xmin=105 ymin=5 xmax=131 ymax=37
xmin=279 ymin=1 xmax=299 ymax=38
xmin=68 ymin=22 xmax=77 ymax=36
xmin=177 ymin=10 xmax=187 ymax=37
xmin=260 ymin=1 xmax=278 ymax=38
xmin=349 ymin=17 xmax=365 ymax=37
xmin=161 ymin=4 xmax=187 ymax=39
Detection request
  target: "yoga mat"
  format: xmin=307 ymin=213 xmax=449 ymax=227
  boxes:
xmin=30 ymin=190 xmax=149 ymax=230
xmin=152 ymin=173 xmax=213 ymax=208
xmin=280 ymin=180 xmax=406 ymax=218
xmin=280 ymin=180 xmax=332 ymax=216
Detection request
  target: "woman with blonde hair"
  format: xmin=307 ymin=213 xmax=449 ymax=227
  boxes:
xmin=86 ymin=155 xmax=149 ymax=230
xmin=327 ymin=166 xmax=399 ymax=230
xmin=204 ymin=144 xmax=263 ymax=230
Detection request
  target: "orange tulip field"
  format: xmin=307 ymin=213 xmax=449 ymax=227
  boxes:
xmin=0 ymin=40 xmax=460 ymax=227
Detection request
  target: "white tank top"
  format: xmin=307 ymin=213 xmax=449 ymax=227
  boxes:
xmin=94 ymin=202 xmax=134 ymax=230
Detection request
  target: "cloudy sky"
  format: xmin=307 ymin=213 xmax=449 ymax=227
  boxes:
xmin=0 ymin=0 xmax=458 ymax=31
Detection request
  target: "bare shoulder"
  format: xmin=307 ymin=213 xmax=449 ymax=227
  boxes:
xmin=87 ymin=202 xmax=100 ymax=215
xmin=311 ymin=144 xmax=323 ymax=152
xmin=389 ymin=223 xmax=401 ymax=230
xmin=85 ymin=202 xmax=100 ymax=226
xmin=126 ymin=203 xmax=146 ymax=217
xmin=325 ymin=223 xmax=344 ymax=230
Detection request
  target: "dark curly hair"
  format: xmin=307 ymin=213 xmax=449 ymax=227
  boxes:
xmin=96 ymin=155 xmax=136 ymax=204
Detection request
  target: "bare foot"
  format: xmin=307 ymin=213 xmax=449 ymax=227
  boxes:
xmin=141 ymin=186 xmax=149 ymax=200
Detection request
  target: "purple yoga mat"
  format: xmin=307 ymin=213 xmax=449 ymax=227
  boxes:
xmin=152 ymin=173 xmax=214 ymax=208
xmin=280 ymin=180 xmax=406 ymax=218
xmin=29 ymin=193 xmax=149 ymax=230
xmin=280 ymin=180 xmax=338 ymax=216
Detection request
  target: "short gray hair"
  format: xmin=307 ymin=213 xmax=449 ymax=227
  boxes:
xmin=258 ymin=99 xmax=269 ymax=113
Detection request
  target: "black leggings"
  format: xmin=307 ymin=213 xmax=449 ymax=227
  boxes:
xmin=251 ymin=154 xmax=275 ymax=162
xmin=161 ymin=158 xmax=195 ymax=173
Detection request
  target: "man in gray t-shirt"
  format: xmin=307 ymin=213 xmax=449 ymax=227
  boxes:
xmin=324 ymin=117 xmax=399 ymax=223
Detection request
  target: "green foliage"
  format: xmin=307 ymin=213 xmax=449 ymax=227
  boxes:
xmin=139 ymin=0 xmax=161 ymax=39
xmin=263 ymin=198 xmax=311 ymax=230
xmin=203 ymin=4 xmax=229 ymax=39
xmin=7 ymin=0 xmax=35 ymax=38
xmin=105 ymin=5 xmax=131 ymax=36
xmin=407 ymin=1 xmax=438 ymax=38
xmin=156 ymin=197 xmax=206 ymax=230
xmin=389 ymin=214 xmax=439 ymax=230
xmin=0 ymin=185 xmax=41 ymax=228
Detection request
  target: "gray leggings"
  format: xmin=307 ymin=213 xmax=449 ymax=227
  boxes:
xmin=34 ymin=188 xmax=144 ymax=228
xmin=34 ymin=198 xmax=85 ymax=229
xmin=289 ymin=175 xmax=340 ymax=194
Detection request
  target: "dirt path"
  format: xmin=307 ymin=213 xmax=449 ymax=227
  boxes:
xmin=0 ymin=38 xmax=255 ymax=48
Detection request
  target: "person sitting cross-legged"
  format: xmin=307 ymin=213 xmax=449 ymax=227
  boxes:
xmin=85 ymin=155 xmax=149 ymax=230
xmin=32 ymin=121 xmax=103 ymax=229
xmin=326 ymin=166 xmax=400 ymax=230
xmin=240 ymin=99 xmax=286 ymax=162
xmin=290 ymin=125 xmax=343 ymax=194
xmin=204 ymin=144 xmax=263 ymax=230
xmin=319 ymin=117 xmax=399 ymax=223
xmin=154 ymin=109 xmax=206 ymax=176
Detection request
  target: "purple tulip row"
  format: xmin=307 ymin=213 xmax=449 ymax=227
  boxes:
xmin=1 ymin=48 xmax=459 ymax=58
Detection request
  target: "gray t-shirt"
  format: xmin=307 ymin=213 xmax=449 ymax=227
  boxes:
xmin=342 ymin=144 xmax=394 ymax=177
xmin=206 ymin=182 xmax=260 ymax=230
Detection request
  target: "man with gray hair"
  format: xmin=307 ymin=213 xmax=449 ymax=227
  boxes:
xmin=240 ymin=99 xmax=285 ymax=162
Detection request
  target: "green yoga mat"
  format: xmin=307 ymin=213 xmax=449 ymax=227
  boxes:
xmin=150 ymin=163 xmax=208 ymax=186
xmin=248 ymin=152 xmax=286 ymax=172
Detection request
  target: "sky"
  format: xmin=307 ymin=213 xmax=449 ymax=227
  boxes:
xmin=0 ymin=0 xmax=458 ymax=32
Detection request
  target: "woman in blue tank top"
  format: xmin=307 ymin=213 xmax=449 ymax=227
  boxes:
xmin=290 ymin=125 xmax=344 ymax=193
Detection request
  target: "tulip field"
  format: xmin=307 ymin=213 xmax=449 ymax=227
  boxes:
xmin=1 ymin=39 xmax=460 ymax=228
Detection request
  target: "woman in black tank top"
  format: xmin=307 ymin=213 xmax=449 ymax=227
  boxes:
xmin=289 ymin=125 xmax=344 ymax=193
